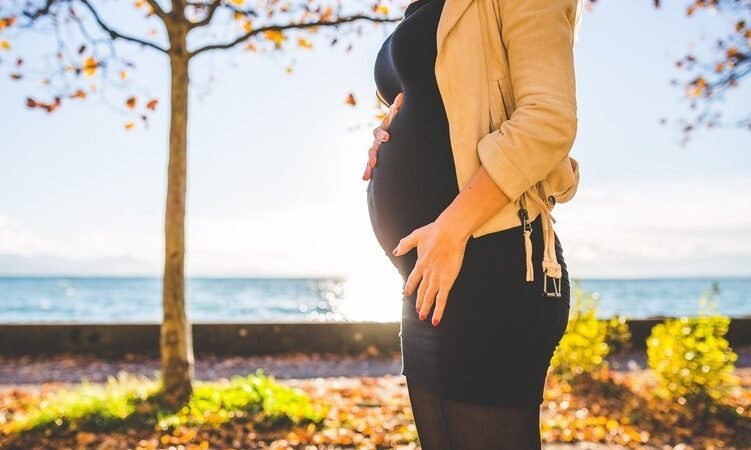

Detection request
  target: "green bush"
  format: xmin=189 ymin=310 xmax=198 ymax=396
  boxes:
xmin=604 ymin=314 xmax=632 ymax=354
xmin=3 ymin=369 xmax=326 ymax=435
xmin=551 ymin=281 xmax=611 ymax=381
xmin=646 ymin=282 xmax=739 ymax=405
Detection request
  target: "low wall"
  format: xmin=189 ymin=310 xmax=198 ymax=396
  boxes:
xmin=1 ymin=317 xmax=750 ymax=358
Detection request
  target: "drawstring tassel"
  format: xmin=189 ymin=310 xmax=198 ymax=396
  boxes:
xmin=542 ymin=259 xmax=562 ymax=278
xmin=522 ymin=188 xmax=564 ymax=297
xmin=523 ymin=228 xmax=534 ymax=281
xmin=540 ymin=208 xmax=563 ymax=297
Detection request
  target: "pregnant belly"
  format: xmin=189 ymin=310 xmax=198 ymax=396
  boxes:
xmin=365 ymin=110 xmax=458 ymax=257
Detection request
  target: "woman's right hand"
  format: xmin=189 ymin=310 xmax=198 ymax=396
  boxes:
xmin=363 ymin=92 xmax=404 ymax=181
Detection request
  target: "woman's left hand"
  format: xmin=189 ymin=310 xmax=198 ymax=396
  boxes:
xmin=392 ymin=221 xmax=468 ymax=327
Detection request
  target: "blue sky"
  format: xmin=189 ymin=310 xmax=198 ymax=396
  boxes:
xmin=0 ymin=0 xmax=749 ymax=279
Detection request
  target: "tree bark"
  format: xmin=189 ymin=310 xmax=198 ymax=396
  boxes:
xmin=160 ymin=15 xmax=194 ymax=407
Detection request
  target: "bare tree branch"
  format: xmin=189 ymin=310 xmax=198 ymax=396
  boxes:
xmin=79 ymin=0 xmax=168 ymax=53
xmin=187 ymin=0 xmax=220 ymax=30
xmin=21 ymin=0 xmax=59 ymax=20
xmin=189 ymin=14 xmax=400 ymax=58
xmin=144 ymin=0 xmax=170 ymax=22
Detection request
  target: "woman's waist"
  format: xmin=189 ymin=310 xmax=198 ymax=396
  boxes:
xmin=378 ymin=103 xmax=451 ymax=148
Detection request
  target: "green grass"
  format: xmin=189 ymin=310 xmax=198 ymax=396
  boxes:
xmin=2 ymin=369 xmax=327 ymax=436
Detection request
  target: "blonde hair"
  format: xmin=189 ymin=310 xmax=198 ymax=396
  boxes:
xmin=573 ymin=0 xmax=587 ymax=44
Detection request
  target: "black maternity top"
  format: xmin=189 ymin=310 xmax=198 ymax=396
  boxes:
xmin=367 ymin=0 xmax=572 ymax=407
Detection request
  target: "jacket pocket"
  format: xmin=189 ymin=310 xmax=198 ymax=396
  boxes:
xmin=488 ymin=77 xmax=514 ymax=132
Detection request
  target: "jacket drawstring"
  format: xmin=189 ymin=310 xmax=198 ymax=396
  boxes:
xmin=523 ymin=225 xmax=534 ymax=281
xmin=521 ymin=190 xmax=563 ymax=297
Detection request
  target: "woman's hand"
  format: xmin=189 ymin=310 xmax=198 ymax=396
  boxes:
xmin=392 ymin=219 xmax=468 ymax=327
xmin=362 ymin=92 xmax=404 ymax=181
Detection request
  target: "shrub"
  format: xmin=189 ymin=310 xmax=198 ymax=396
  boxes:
xmin=551 ymin=281 xmax=611 ymax=381
xmin=604 ymin=314 xmax=632 ymax=354
xmin=646 ymin=282 xmax=739 ymax=406
xmin=3 ymin=369 xmax=326 ymax=435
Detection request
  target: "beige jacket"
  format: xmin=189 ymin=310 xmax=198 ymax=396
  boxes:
xmin=377 ymin=0 xmax=580 ymax=296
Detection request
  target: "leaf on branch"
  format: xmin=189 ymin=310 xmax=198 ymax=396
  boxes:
xmin=264 ymin=30 xmax=284 ymax=48
xmin=83 ymin=57 xmax=98 ymax=78
xmin=146 ymin=99 xmax=158 ymax=111
xmin=320 ymin=7 xmax=334 ymax=22
xmin=120 ymin=70 xmax=128 ymax=80
xmin=27 ymin=97 xmax=61 ymax=113
xmin=126 ymin=96 xmax=137 ymax=109
xmin=230 ymin=0 xmax=245 ymax=6
xmin=345 ymin=93 xmax=356 ymax=106
xmin=298 ymin=38 xmax=313 ymax=49
xmin=243 ymin=21 xmax=253 ymax=33
xmin=70 ymin=90 xmax=87 ymax=100
xmin=0 ymin=40 xmax=10 ymax=51
xmin=687 ymin=77 xmax=707 ymax=98
xmin=125 ymin=121 xmax=135 ymax=130
xmin=374 ymin=5 xmax=389 ymax=15
xmin=0 ymin=16 xmax=15 ymax=32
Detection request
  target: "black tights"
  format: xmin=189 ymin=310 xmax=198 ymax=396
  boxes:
xmin=406 ymin=376 xmax=542 ymax=450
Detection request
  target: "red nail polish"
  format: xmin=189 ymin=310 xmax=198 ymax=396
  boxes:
xmin=432 ymin=318 xmax=439 ymax=326
xmin=419 ymin=313 xmax=425 ymax=320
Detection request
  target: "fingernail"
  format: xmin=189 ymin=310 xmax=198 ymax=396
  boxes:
xmin=432 ymin=318 xmax=439 ymax=326
xmin=392 ymin=247 xmax=397 ymax=255
xmin=419 ymin=313 xmax=425 ymax=320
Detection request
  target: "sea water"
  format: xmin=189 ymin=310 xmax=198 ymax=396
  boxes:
xmin=0 ymin=276 xmax=748 ymax=323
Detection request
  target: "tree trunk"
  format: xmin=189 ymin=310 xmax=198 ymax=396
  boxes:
xmin=161 ymin=19 xmax=194 ymax=407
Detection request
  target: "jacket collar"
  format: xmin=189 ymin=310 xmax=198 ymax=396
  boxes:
xmin=437 ymin=0 xmax=474 ymax=55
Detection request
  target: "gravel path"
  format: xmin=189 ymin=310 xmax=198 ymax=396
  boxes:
xmin=1 ymin=346 xmax=749 ymax=386
xmin=0 ymin=351 xmax=403 ymax=385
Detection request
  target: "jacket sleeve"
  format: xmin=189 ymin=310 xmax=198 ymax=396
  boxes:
xmin=476 ymin=0 xmax=579 ymax=204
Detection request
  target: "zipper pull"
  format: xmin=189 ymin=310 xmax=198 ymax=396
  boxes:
xmin=518 ymin=194 xmax=534 ymax=282
xmin=517 ymin=193 xmax=529 ymax=227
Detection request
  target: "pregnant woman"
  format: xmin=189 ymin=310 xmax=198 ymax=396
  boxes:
xmin=364 ymin=0 xmax=584 ymax=448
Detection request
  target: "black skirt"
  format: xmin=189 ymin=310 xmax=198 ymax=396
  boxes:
xmin=367 ymin=0 xmax=571 ymax=407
